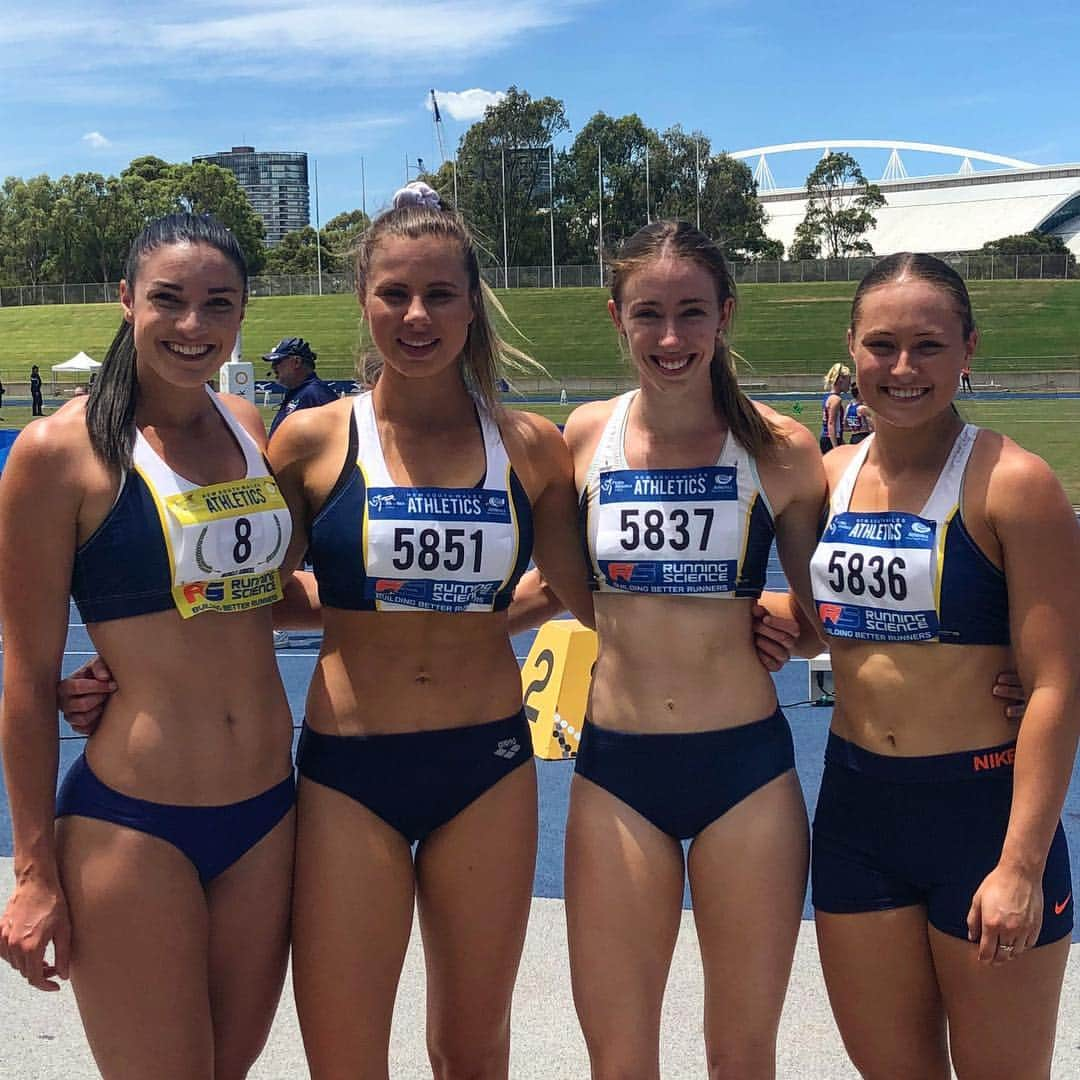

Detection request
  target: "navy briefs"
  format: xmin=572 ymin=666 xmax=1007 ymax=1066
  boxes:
xmin=812 ymin=732 xmax=1073 ymax=944
xmin=56 ymin=754 xmax=296 ymax=885
xmin=574 ymin=708 xmax=795 ymax=841
xmin=296 ymin=710 xmax=533 ymax=844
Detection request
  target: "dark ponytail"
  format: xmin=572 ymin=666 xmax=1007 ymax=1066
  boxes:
xmin=86 ymin=213 xmax=248 ymax=470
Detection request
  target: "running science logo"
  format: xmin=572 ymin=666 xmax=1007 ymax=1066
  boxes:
xmin=371 ymin=578 xmax=499 ymax=611
xmin=601 ymin=560 xmax=735 ymax=593
xmin=818 ymin=600 xmax=937 ymax=642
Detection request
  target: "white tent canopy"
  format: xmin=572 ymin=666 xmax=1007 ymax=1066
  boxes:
xmin=51 ymin=351 xmax=101 ymax=372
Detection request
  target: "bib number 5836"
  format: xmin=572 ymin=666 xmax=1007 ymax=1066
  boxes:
xmin=827 ymin=550 xmax=907 ymax=600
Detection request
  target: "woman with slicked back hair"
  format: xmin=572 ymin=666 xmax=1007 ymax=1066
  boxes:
xmin=266 ymin=182 xmax=594 ymax=1078
xmin=513 ymin=219 xmax=829 ymax=1077
xmin=809 ymin=252 xmax=1078 ymax=1077
xmin=0 ymin=213 xmax=298 ymax=1078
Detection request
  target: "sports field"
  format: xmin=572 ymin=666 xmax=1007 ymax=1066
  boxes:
xmin=2 ymin=280 xmax=1079 ymax=378
xmin=0 ymin=280 xmax=1076 ymax=498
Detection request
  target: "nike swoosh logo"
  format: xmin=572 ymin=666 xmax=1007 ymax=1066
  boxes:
xmin=1055 ymin=894 xmax=1071 ymax=916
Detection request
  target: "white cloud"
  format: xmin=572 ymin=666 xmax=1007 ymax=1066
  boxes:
xmin=269 ymin=114 xmax=408 ymax=155
xmin=81 ymin=131 xmax=111 ymax=149
xmin=0 ymin=2 xmax=593 ymax=91
xmin=427 ymin=89 xmax=506 ymax=122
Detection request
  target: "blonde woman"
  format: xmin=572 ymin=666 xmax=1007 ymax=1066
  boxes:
xmin=820 ymin=361 xmax=851 ymax=452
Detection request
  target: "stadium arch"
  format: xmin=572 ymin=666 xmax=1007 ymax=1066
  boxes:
xmin=729 ymin=142 xmax=1080 ymax=257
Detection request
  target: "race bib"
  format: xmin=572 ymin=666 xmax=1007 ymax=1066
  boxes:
xmin=364 ymin=485 xmax=516 ymax=612
xmin=812 ymin=511 xmax=939 ymax=642
xmin=165 ymin=476 xmax=288 ymax=618
xmin=594 ymin=467 xmax=741 ymax=594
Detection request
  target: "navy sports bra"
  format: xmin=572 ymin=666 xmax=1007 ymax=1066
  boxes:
xmin=580 ymin=390 xmax=774 ymax=598
xmin=809 ymin=425 xmax=1009 ymax=645
xmin=72 ymin=387 xmax=291 ymax=623
xmin=308 ymin=392 xmax=533 ymax=613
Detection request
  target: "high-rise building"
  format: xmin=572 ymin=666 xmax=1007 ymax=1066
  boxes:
xmin=193 ymin=146 xmax=310 ymax=246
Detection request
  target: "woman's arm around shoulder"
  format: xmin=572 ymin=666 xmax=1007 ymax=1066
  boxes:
xmin=753 ymin=406 xmax=828 ymax=641
xmin=500 ymin=408 xmax=594 ymax=629
xmin=0 ymin=411 xmax=96 ymax=990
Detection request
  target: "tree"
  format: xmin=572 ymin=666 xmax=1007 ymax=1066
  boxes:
xmin=167 ymin=162 xmax=266 ymax=274
xmin=263 ymin=227 xmax=321 ymax=274
xmin=699 ymin=154 xmax=781 ymax=261
xmin=980 ymin=231 xmax=1076 ymax=270
xmin=320 ymin=209 xmax=370 ymax=272
xmin=794 ymin=153 xmax=885 ymax=258
xmin=557 ymin=112 xmax=653 ymax=263
xmin=433 ymin=86 xmax=570 ymax=269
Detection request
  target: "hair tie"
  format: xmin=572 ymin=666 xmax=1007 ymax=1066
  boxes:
xmin=392 ymin=181 xmax=442 ymax=211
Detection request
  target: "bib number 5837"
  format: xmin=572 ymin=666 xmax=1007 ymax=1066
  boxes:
xmin=619 ymin=507 xmax=714 ymax=552
xmin=827 ymin=550 xmax=908 ymax=600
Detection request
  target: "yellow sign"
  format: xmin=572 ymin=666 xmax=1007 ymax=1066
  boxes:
xmin=521 ymin=619 xmax=598 ymax=760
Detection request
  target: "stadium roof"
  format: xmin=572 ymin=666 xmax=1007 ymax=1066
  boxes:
xmin=733 ymin=144 xmax=1080 ymax=257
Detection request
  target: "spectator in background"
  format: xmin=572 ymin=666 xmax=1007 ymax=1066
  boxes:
xmin=263 ymin=337 xmax=337 ymax=437
xmin=29 ymin=365 xmax=43 ymax=416
xmin=0 ymin=375 xmax=6 ymax=410
xmin=262 ymin=337 xmax=337 ymax=647
xmin=819 ymin=362 xmax=850 ymax=453
xmin=961 ymin=363 xmax=973 ymax=394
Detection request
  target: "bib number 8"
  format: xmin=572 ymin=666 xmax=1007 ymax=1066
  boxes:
xmin=233 ymin=518 xmax=252 ymax=564
xmin=827 ymin=550 xmax=907 ymax=600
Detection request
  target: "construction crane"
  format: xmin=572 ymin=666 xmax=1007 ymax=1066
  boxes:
xmin=429 ymin=89 xmax=459 ymax=206
xmin=430 ymin=89 xmax=448 ymax=165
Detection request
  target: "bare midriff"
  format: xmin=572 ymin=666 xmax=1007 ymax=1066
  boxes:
xmin=83 ymin=605 xmax=293 ymax=805
xmin=829 ymin=639 xmax=1017 ymax=756
xmin=588 ymin=593 xmax=778 ymax=733
xmin=306 ymin=608 xmax=524 ymax=736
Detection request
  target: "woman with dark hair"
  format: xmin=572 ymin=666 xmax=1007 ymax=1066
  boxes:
xmin=810 ymin=252 xmax=1079 ymax=1077
xmin=843 ymin=382 xmax=873 ymax=444
xmin=515 ymin=219 xmax=827 ymax=1077
xmin=267 ymin=182 xmax=593 ymax=1078
xmin=0 ymin=214 xmax=297 ymax=1078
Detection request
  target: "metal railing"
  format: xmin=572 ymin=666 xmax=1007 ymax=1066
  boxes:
xmin=1 ymin=253 xmax=1076 ymax=307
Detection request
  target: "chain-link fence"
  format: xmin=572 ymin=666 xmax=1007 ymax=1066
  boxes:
xmin=1 ymin=252 xmax=1076 ymax=307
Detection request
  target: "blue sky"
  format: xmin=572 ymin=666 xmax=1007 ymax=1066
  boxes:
xmin=3 ymin=0 xmax=1079 ymax=224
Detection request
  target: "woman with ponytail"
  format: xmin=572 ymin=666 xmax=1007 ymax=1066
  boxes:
xmin=513 ymin=219 xmax=827 ymax=1076
xmin=0 ymin=214 xmax=297 ymax=1077
xmin=820 ymin=361 xmax=851 ymax=452
xmin=266 ymin=182 xmax=593 ymax=1078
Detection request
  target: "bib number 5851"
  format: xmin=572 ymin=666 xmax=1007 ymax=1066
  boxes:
xmin=827 ymin=550 xmax=907 ymax=600
xmin=392 ymin=527 xmax=483 ymax=572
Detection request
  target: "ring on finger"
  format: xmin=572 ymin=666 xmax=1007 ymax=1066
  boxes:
xmin=997 ymin=942 xmax=1016 ymax=955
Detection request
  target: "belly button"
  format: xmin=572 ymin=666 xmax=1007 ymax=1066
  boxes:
xmin=415 ymin=672 xmax=431 ymax=686
xmin=665 ymin=699 xmax=675 ymax=712
xmin=885 ymin=731 xmax=897 ymax=748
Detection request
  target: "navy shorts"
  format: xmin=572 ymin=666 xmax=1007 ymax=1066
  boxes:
xmin=574 ymin=708 xmax=796 ymax=841
xmin=812 ymin=733 xmax=1073 ymax=944
xmin=297 ymin=710 xmax=533 ymax=844
xmin=56 ymin=754 xmax=295 ymax=885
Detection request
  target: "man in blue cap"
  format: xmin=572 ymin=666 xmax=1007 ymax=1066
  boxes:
xmin=263 ymin=337 xmax=338 ymax=437
xmin=263 ymin=337 xmax=337 ymax=648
